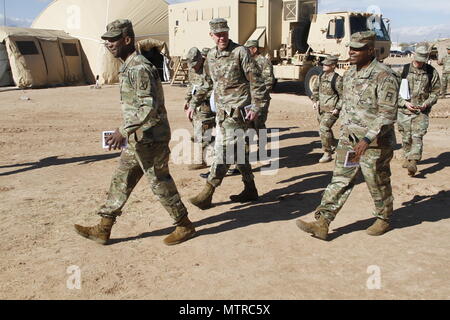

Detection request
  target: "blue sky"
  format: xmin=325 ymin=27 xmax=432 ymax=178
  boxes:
xmin=1 ymin=0 xmax=449 ymax=43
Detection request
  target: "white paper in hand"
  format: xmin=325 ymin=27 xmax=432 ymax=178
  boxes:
xmin=102 ymin=131 xmax=128 ymax=150
xmin=344 ymin=150 xmax=360 ymax=168
xmin=209 ymin=90 xmax=217 ymax=113
xmin=399 ymin=79 xmax=410 ymax=100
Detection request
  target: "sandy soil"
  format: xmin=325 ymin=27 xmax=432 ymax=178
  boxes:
xmin=1 ymin=64 xmax=449 ymax=299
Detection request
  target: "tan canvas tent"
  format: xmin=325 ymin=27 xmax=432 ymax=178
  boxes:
xmin=33 ymin=0 xmax=170 ymax=84
xmin=0 ymin=26 xmax=92 ymax=88
xmin=0 ymin=42 xmax=13 ymax=86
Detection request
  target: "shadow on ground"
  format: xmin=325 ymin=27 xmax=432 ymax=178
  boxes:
xmin=0 ymin=154 xmax=120 ymax=176
xmin=327 ymin=190 xmax=450 ymax=240
xmin=111 ymin=171 xmax=334 ymax=244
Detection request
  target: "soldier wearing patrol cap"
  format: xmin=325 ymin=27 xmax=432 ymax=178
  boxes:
xmin=221 ymin=39 xmax=274 ymax=177
xmin=74 ymin=19 xmax=196 ymax=246
xmin=296 ymin=31 xmax=400 ymax=240
xmin=440 ymin=45 xmax=450 ymax=98
xmin=184 ymin=47 xmax=215 ymax=170
xmin=397 ymin=45 xmax=441 ymax=177
xmin=188 ymin=18 xmax=266 ymax=210
xmin=310 ymin=55 xmax=343 ymax=163
xmin=244 ymin=39 xmax=275 ymax=138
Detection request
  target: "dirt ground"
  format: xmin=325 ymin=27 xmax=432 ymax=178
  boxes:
xmin=1 ymin=60 xmax=449 ymax=300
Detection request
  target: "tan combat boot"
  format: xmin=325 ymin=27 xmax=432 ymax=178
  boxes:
xmin=229 ymin=180 xmax=258 ymax=203
xmin=163 ymin=216 xmax=197 ymax=246
xmin=189 ymin=183 xmax=215 ymax=210
xmin=366 ymin=218 xmax=390 ymax=236
xmin=296 ymin=216 xmax=330 ymax=240
xmin=319 ymin=152 xmax=333 ymax=163
xmin=407 ymin=160 xmax=417 ymax=176
xmin=74 ymin=217 xmax=115 ymax=245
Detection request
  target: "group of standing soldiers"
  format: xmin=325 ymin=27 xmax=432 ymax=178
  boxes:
xmin=73 ymin=18 xmax=449 ymax=246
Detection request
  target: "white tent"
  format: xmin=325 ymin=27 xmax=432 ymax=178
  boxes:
xmin=32 ymin=0 xmax=170 ymax=84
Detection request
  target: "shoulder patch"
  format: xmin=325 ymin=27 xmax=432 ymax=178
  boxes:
xmin=379 ymin=75 xmax=399 ymax=106
xmin=138 ymin=71 xmax=150 ymax=90
xmin=382 ymin=90 xmax=396 ymax=105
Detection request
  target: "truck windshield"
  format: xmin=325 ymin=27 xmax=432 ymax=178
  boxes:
xmin=350 ymin=15 xmax=390 ymax=41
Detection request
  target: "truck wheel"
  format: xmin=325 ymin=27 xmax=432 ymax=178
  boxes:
xmin=304 ymin=66 xmax=323 ymax=97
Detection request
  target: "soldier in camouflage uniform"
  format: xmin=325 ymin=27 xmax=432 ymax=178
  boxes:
xmin=397 ymin=46 xmax=441 ymax=177
xmin=439 ymin=45 xmax=450 ymax=98
xmin=244 ymin=40 xmax=275 ymax=132
xmin=310 ymin=55 xmax=343 ymax=163
xmin=74 ymin=20 xmax=196 ymax=246
xmin=184 ymin=47 xmax=216 ymax=170
xmin=188 ymin=18 xmax=266 ymax=210
xmin=244 ymin=40 xmax=275 ymax=162
xmin=296 ymin=32 xmax=400 ymax=240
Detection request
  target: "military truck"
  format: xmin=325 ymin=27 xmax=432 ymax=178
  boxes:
xmin=168 ymin=0 xmax=391 ymax=95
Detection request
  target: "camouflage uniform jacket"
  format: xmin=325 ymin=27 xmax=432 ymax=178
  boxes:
xmin=185 ymin=66 xmax=212 ymax=110
xmin=398 ymin=62 xmax=441 ymax=115
xmin=311 ymin=71 xmax=344 ymax=112
xmin=254 ymin=54 xmax=275 ymax=100
xmin=340 ymin=58 xmax=400 ymax=146
xmin=118 ymin=51 xmax=170 ymax=143
xmin=190 ymin=40 xmax=266 ymax=116
xmin=442 ymin=55 xmax=450 ymax=74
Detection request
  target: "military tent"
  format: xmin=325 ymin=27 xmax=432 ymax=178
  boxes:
xmin=32 ymin=0 xmax=171 ymax=84
xmin=0 ymin=41 xmax=13 ymax=86
xmin=0 ymin=26 xmax=92 ymax=88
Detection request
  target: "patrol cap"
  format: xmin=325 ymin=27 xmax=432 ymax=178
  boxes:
xmin=201 ymin=47 xmax=210 ymax=57
xmin=414 ymin=46 xmax=429 ymax=63
xmin=346 ymin=31 xmax=376 ymax=49
xmin=209 ymin=18 xmax=230 ymax=34
xmin=102 ymin=19 xmax=134 ymax=40
xmin=186 ymin=47 xmax=202 ymax=68
xmin=245 ymin=40 xmax=259 ymax=48
xmin=322 ymin=55 xmax=339 ymax=65
xmin=447 ymin=45 xmax=450 ymax=50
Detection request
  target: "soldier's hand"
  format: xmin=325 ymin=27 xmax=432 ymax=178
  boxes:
xmin=353 ymin=140 xmax=369 ymax=162
xmin=332 ymin=109 xmax=340 ymax=116
xmin=419 ymin=103 xmax=429 ymax=112
xmin=186 ymin=107 xmax=195 ymax=121
xmin=246 ymin=110 xmax=259 ymax=122
xmin=405 ymin=102 xmax=418 ymax=112
xmin=107 ymin=129 xmax=125 ymax=151
xmin=312 ymin=102 xmax=318 ymax=110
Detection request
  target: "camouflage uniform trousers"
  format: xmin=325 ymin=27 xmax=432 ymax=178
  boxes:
xmin=192 ymin=104 xmax=216 ymax=162
xmin=207 ymin=110 xmax=254 ymax=188
xmin=317 ymin=111 xmax=338 ymax=153
xmin=442 ymin=73 xmax=449 ymax=96
xmin=397 ymin=111 xmax=429 ymax=161
xmin=316 ymin=135 xmax=394 ymax=222
xmin=97 ymin=141 xmax=188 ymax=225
xmin=252 ymin=100 xmax=270 ymax=131
xmin=251 ymin=100 xmax=270 ymax=155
